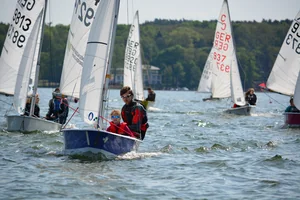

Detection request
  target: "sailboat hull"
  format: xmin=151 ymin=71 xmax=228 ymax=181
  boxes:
xmin=202 ymin=97 xmax=220 ymax=102
xmin=224 ymin=105 xmax=255 ymax=116
xmin=6 ymin=115 xmax=61 ymax=132
xmin=284 ymin=112 xmax=300 ymax=127
xmin=141 ymin=100 xmax=155 ymax=110
xmin=63 ymin=129 xmax=141 ymax=158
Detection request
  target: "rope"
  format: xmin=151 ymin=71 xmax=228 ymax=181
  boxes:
xmin=98 ymin=115 xmax=138 ymax=138
xmin=1 ymin=99 xmax=14 ymax=117
xmin=260 ymin=88 xmax=286 ymax=108
xmin=61 ymin=107 xmax=78 ymax=130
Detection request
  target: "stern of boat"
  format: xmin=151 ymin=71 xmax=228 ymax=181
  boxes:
xmin=6 ymin=115 xmax=61 ymax=132
xmin=284 ymin=112 xmax=300 ymax=128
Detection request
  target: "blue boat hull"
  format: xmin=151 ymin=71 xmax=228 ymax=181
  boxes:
xmin=63 ymin=129 xmax=141 ymax=157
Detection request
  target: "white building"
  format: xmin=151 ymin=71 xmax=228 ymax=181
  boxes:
xmin=110 ymin=65 xmax=162 ymax=86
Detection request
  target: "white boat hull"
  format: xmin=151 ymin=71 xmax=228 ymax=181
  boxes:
xmin=224 ymin=105 xmax=255 ymax=116
xmin=6 ymin=115 xmax=61 ymax=132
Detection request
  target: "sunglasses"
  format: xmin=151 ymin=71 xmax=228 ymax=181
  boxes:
xmin=121 ymin=94 xmax=132 ymax=99
xmin=111 ymin=115 xmax=120 ymax=119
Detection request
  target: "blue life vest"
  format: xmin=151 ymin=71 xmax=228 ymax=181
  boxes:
xmin=53 ymin=99 xmax=61 ymax=111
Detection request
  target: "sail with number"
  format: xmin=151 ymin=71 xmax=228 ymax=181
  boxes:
xmin=60 ymin=0 xmax=100 ymax=98
xmin=210 ymin=0 xmax=233 ymax=99
xmin=14 ymin=10 xmax=44 ymax=114
xmin=123 ymin=11 xmax=144 ymax=101
xmin=266 ymin=10 xmax=300 ymax=96
xmin=0 ymin=1 xmax=45 ymax=96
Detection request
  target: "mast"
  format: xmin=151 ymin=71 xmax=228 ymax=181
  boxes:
xmin=99 ymin=0 xmax=121 ymax=128
xmin=30 ymin=0 xmax=48 ymax=116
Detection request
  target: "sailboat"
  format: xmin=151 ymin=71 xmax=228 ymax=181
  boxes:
xmin=0 ymin=0 xmax=61 ymax=132
xmin=197 ymin=49 xmax=220 ymax=101
xmin=266 ymin=10 xmax=300 ymax=127
xmin=62 ymin=0 xmax=141 ymax=158
xmin=208 ymin=0 xmax=253 ymax=115
xmin=123 ymin=11 xmax=153 ymax=109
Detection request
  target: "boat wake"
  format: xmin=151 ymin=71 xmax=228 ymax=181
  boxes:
xmin=116 ymin=151 xmax=162 ymax=160
xmin=148 ymin=107 xmax=161 ymax=112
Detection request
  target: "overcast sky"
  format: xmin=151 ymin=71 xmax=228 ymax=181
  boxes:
xmin=0 ymin=0 xmax=299 ymax=25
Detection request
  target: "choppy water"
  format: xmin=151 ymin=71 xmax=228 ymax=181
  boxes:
xmin=0 ymin=88 xmax=299 ymax=199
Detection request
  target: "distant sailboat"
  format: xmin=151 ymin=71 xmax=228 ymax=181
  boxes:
xmin=124 ymin=11 xmax=144 ymax=101
xmin=205 ymin=0 xmax=253 ymax=115
xmin=123 ymin=10 xmax=154 ymax=109
xmin=267 ymin=10 xmax=300 ymax=127
xmin=0 ymin=0 xmax=61 ymax=132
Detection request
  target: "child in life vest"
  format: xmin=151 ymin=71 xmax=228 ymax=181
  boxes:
xmin=106 ymin=109 xmax=139 ymax=138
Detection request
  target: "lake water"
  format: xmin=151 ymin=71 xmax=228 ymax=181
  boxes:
xmin=0 ymin=88 xmax=299 ymax=199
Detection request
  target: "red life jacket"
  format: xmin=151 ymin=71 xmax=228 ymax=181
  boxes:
xmin=107 ymin=122 xmax=135 ymax=137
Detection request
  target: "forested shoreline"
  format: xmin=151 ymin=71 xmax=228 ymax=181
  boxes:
xmin=0 ymin=18 xmax=292 ymax=90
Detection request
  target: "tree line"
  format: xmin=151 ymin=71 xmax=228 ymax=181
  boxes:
xmin=0 ymin=18 xmax=292 ymax=90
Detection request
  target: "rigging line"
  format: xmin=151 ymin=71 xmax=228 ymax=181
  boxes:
xmin=0 ymin=99 xmax=13 ymax=106
xmin=127 ymin=0 xmax=129 ymax=25
xmin=61 ymin=107 xmax=78 ymax=130
xmin=47 ymin=0 xmax=54 ymax=86
xmin=132 ymin=0 xmax=134 ymax=22
xmin=260 ymin=89 xmax=286 ymax=108
xmin=98 ymin=115 xmax=136 ymax=137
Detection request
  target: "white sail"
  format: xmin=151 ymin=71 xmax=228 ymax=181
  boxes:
xmin=266 ymin=11 xmax=300 ymax=96
xmin=28 ymin=13 xmax=43 ymax=96
xmin=124 ymin=11 xmax=144 ymax=100
xmin=14 ymin=11 xmax=44 ymax=114
xmin=60 ymin=0 xmax=100 ymax=98
xmin=0 ymin=1 xmax=45 ymax=95
xmin=198 ymin=49 xmax=213 ymax=93
xmin=79 ymin=0 xmax=120 ymax=125
xmin=230 ymin=59 xmax=246 ymax=106
xmin=210 ymin=0 xmax=233 ymax=99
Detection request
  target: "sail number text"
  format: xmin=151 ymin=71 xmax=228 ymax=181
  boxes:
xmin=214 ymin=52 xmax=229 ymax=73
xmin=124 ymin=39 xmax=139 ymax=71
xmin=7 ymin=6 xmax=35 ymax=48
xmin=286 ymin=19 xmax=300 ymax=54
xmin=74 ymin=0 xmax=97 ymax=27
xmin=124 ymin=25 xmax=139 ymax=71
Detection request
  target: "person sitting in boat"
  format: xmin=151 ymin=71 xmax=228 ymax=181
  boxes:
xmin=285 ymin=98 xmax=300 ymax=112
xmin=24 ymin=94 xmax=40 ymax=117
xmin=245 ymin=88 xmax=257 ymax=105
xmin=120 ymin=86 xmax=149 ymax=140
xmin=106 ymin=109 xmax=138 ymax=138
xmin=146 ymin=87 xmax=156 ymax=101
xmin=45 ymin=88 xmax=69 ymax=124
